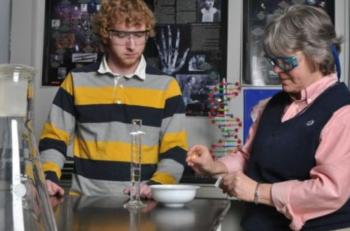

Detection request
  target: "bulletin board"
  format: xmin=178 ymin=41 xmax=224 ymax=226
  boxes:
xmin=42 ymin=0 xmax=102 ymax=86
xmin=144 ymin=0 xmax=228 ymax=116
xmin=42 ymin=0 xmax=228 ymax=117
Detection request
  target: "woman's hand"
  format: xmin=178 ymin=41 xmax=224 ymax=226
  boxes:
xmin=186 ymin=144 xmax=216 ymax=176
xmin=220 ymin=171 xmax=257 ymax=202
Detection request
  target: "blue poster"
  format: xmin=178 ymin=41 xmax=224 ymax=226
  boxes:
xmin=243 ymin=88 xmax=280 ymax=142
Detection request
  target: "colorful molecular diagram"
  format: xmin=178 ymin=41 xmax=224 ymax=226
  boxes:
xmin=208 ymin=80 xmax=242 ymax=158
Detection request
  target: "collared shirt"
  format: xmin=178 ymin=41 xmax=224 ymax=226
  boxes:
xmin=97 ymin=55 xmax=147 ymax=80
xmin=201 ymin=7 xmax=219 ymax=22
xmin=39 ymin=56 xmax=188 ymax=195
xmin=219 ymin=73 xmax=350 ymax=230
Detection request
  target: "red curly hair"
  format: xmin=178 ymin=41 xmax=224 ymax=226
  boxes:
xmin=92 ymin=0 xmax=155 ymax=46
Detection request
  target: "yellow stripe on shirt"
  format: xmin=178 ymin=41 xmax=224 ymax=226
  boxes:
xmin=73 ymin=138 xmax=159 ymax=163
xmin=159 ymin=130 xmax=188 ymax=154
xmin=164 ymin=79 xmax=182 ymax=99
xmin=60 ymin=73 xmax=74 ymax=95
xmin=151 ymin=171 xmax=177 ymax=184
xmin=40 ymin=123 xmax=70 ymax=145
xmin=42 ymin=162 xmax=62 ymax=178
xmin=74 ymin=86 xmax=166 ymax=108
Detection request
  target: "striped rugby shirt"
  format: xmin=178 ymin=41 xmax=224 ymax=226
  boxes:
xmin=39 ymin=56 xmax=188 ymax=195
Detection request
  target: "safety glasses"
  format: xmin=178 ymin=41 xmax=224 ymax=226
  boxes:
xmin=265 ymin=55 xmax=298 ymax=72
xmin=108 ymin=29 xmax=149 ymax=46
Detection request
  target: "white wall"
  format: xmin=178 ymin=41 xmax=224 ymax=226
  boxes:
xmin=336 ymin=0 xmax=350 ymax=85
xmin=0 ymin=0 xmax=11 ymax=63
xmin=9 ymin=0 xmax=350 ymax=147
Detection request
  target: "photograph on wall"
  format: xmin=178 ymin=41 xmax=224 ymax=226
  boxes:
xmin=198 ymin=0 xmax=222 ymax=23
xmin=242 ymin=0 xmax=335 ymax=86
xmin=176 ymin=72 xmax=221 ymax=116
xmin=243 ymin=88 xmax=280 ymax=142
xmin=42 ymin=0 xmax=102 ymax=86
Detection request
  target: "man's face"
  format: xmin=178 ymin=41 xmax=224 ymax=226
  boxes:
xmin=204 ymin=0 xmax=215 ymax=9
xmin=106 ymin=23 xmax=148 ymax=69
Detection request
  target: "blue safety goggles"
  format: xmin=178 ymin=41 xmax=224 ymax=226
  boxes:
xmin=265 ymin=55 xmax=298 ymax=72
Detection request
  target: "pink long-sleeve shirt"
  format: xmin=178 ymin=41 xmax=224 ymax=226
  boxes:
xmin=219 ymin=74 xmax=350 ymax=230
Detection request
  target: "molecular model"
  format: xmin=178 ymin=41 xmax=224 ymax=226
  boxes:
xmin=208 ymin=80 xmax=242 ymax=158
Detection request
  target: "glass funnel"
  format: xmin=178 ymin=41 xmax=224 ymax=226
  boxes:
xmin=0 ymin=64 xmax=57 ymax=231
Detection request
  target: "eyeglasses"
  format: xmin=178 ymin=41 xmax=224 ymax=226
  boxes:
xmin=108 ymin=29 xmax=149 ymax=45
xmin=265 ymin=55 xmax=299 ymax=72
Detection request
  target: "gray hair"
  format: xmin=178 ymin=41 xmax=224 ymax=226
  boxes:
xmin=263 ymin=4 xmax=342 ymax=75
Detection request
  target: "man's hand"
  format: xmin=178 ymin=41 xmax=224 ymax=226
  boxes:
xmin=50 ymin=195 xmax=64 ymax=208
xmin=46 ymin=179 xmax=65 ymax=197
xmin=156 ymin=25 xmax=190 ymax=75
xmin=123 ymin=182 xmax=152 ymax=200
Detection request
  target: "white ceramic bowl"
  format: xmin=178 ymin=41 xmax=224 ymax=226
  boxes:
xmin=150 ymin=184 xmax=200 ymax=208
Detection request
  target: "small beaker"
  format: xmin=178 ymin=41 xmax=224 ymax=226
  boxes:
xmin=124 ymin=119 xmax=145 ymax=209
xmin=0 ymin=64 xmax=57 ymax=230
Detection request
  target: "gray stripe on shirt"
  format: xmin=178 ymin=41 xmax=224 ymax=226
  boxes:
xmin=72 ymin=71 xmax=174 ymax=91
xmin=40 ymin=149 xmax=66 ymax=168
xmin=160 ymin=114 xmax=187 ymax=135
xmin=47 ymin=104 xmax=75 ymax=134
xmin=77 ymin=121 xmax=160 ymax=146
xmin=156 ymin=158 xmax=185 ymax=182
xmin=70 ymin=174 xmax=134 ymax=196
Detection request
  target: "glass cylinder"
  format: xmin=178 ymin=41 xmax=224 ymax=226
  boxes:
xmin=124 ymin=119 xmax=145 ymax=209
xmin=129 ymin=208 xmax=141 ymax=231
xmin=0 ymin=64 xmax=57 ymax=230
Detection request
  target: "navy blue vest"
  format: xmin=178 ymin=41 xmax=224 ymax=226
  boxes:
xmin=243 ymin=83 xmax=350 ymax=231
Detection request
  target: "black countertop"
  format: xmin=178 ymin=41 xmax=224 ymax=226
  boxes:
xmin=53 ymin=195 xmax=231 ymax=231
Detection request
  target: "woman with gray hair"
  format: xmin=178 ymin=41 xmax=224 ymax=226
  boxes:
xmin=187 ymin=5 xmax=350 ymax=231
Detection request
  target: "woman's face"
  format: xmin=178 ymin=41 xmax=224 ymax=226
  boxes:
xmin=272 ymin=51 xmax=323 ymax=99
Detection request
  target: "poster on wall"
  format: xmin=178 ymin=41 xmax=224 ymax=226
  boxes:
xmin=42 ymin=0 xmax=102 ymax=86
xmin=242 ymin=0 xmax=335 ymax=86
xmin=42 ymin=0 xmax=228 ymax=117
xmin=144 ymin=0 xmax=228 ymax=116
xmin=243 ymin=88 xmax=280 ymax=142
